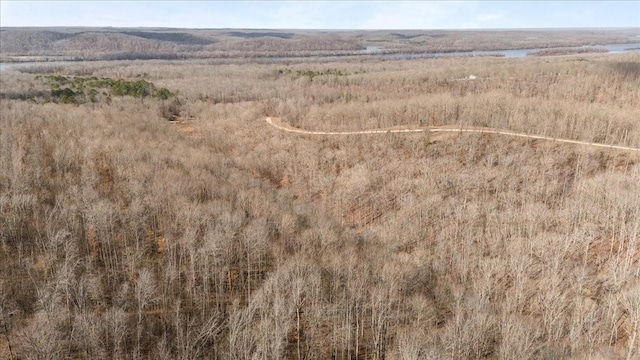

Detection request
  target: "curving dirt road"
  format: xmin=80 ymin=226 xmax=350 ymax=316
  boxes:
xmin=265 ymin=117 xmax=640 ymax=153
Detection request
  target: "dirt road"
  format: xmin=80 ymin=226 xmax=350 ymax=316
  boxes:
xmin=265 ymin=117 xmax=640 ymax=153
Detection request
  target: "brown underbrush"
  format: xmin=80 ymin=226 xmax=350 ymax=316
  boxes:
xmin=1 ymin=52 xmax=639 ymax=359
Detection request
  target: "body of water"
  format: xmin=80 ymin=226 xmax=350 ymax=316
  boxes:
xmin=376 ymin=42 xmax=640 ymax=60
xmin=1 ymin=43 xmax=638 ymax=70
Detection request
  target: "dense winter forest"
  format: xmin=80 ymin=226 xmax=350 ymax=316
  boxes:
xmin=1 ymin=28 xmax=639 ymax=359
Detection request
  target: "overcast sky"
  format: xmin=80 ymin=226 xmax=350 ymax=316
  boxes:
xmin=1 ymin=1 xmax=639 ymax=29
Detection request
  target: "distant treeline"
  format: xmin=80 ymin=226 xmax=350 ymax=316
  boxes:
xmin=1 ymin=27 xmax=638 ymax=61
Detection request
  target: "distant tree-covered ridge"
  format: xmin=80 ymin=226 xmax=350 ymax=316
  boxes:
xmin=1 ymin=27 xmax=637 ymax=61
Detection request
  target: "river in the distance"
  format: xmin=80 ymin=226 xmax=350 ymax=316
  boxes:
xmin=1 ymin=43 xmax=639 ymax=71
xmin=362 ymin=42 xmax=640 ymax=60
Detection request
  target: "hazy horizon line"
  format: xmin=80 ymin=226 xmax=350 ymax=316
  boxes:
xmin=2 ymin=26 xmax=639 ymax=31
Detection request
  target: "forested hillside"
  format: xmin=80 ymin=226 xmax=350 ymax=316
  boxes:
xmin=1 ymin=27 xmax=638 ymax=61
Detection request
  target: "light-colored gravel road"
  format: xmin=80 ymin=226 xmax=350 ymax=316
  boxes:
xmin=266 ymin=117 xmax=640 ymax=153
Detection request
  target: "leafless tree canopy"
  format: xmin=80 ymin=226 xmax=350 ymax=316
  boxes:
xmin=0 ymin=35 xmax=639 ymax=359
